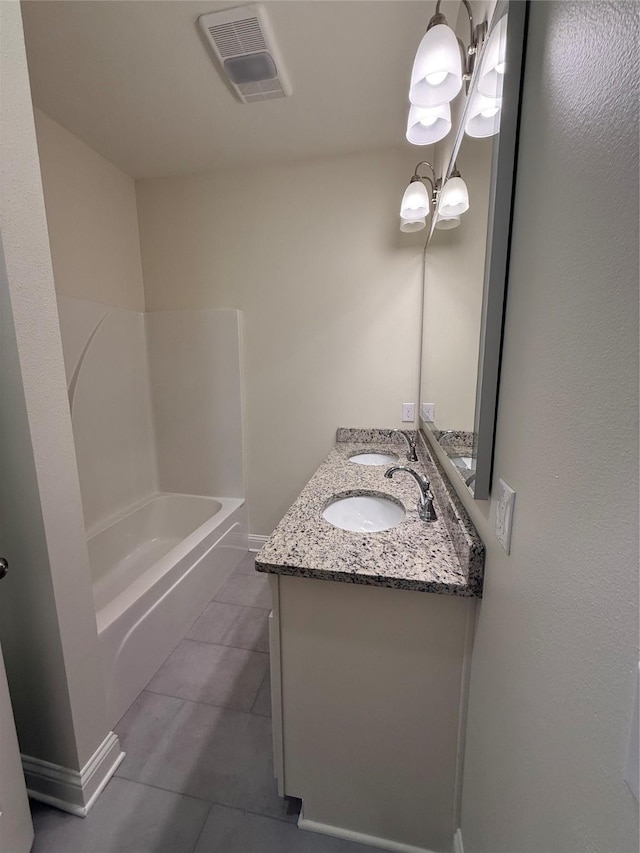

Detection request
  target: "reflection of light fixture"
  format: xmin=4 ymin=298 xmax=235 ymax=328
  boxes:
xmin=478 ymin=14 xmax=507 ymax=99
xmin=406 ymin=103 xmax=452 ymax=145
xmin=438 ymin=167 xmax=469 ymax=217
xmin=400 ymin=216 xmax=427 ymax=233
xmin=409 ymin=0 xmax=487 ymax=108
xmin=435 ymin=214 xmax=461 ymax=230
xmin=465 ymin=89 xmax=501 ymax=138
xmin=399 ymin=161 xmax=438 ymax=223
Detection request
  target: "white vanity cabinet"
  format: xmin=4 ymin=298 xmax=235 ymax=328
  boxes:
xmin=268 ymin=572 xmax=476 ymax=853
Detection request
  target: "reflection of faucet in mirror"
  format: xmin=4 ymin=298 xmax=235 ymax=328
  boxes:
xmin=387 ymin=429 xmax=418 ymax=462
xmin=438 ymin=430 xmax=456 ymax=446
xmin=384 ymin=466 xmax=437 ymax=522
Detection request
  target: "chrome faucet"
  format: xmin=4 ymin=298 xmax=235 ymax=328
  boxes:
xmin=438 ymin=430 xmax=456 ymax=445
xmin=387 ymin=429 xmax=418 ymax=462
xmin=384 ymin=466 xmax=437 ymax=522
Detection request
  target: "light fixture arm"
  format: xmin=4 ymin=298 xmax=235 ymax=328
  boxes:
xmin=410 ymin=161 xmax=440 ymax=209
xmin=429 ymin=0 xmax=488 ymax=85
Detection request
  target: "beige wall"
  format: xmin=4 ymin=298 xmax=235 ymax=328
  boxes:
xmin=421 ymin=135 xmax=493 ymax=431
xmin=445 ymin=2 xmax=639 ymax=851
xmin=34 ymin=109 xmax=144 ymax=311
xmin=0 ymin=0 xmax=113 ymax=773
xmin=137 ymin=148 xmax=424 ymax=535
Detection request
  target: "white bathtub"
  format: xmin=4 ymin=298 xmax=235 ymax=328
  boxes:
xmin=89 ymin=492 xmax=247 ymax=728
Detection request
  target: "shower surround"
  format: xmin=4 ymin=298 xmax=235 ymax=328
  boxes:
xmin=57 ymin=297 xmax=247 ymax=727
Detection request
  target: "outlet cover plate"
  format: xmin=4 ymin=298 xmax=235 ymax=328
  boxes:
xmin=494 ymin=478 xmax=515 ymax=553
xmin=421 ymin=403 xmax=435 ymax=422
xmin=402 ymin=403 xmax=415 ymax=423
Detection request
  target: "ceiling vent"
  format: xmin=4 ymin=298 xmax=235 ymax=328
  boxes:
xmin=198 ymin=5 xmax=292 ymax=104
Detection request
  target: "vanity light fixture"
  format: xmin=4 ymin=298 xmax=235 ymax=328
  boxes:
xmin=409 ymin=0 xmax=487 ymax=108
xmin=477 ymin=13 xmax=507 ymax=99
xmin=465 ymin=88 xmax=501 ymax=138
xmin=399 ymin=160 xmax=438 ymax=223
xmin=400 ymin=216 xmax=427 ymax=233
xmin=406 ymin=103 xmax=452 ymax=146
xmin=435 ymin=214 xmax=461 ymax=230
xmin=437 ymin=166 xmax=469 ymax=218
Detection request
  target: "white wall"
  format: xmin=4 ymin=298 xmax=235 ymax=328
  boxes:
xmin=452 ymin=3 xmax=639 ymax=851
xmin=0 ymin=0 xmax=114 ymax=776
xmin=136 ymin=148 xmax=425 ymax=535
xmin=421 ymin=136 xmax=493 ymax=431
xmin=34 ymin=109 xmax=145 ymax=311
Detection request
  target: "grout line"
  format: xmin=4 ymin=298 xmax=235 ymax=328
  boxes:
xmin=113 ymin=774 xmax=299 ymax=826
xmin=177 ymin=636 xmax=269 ymax=656
xmin=142 ymin=688 xmax=269 ymax=718
xmin=249 ymin=669 xmax=269 ymax=715
xmin=189 ymin=800 xmax=217 ymax=853
xmin=211 ymin=597 xmax=272 ymax=612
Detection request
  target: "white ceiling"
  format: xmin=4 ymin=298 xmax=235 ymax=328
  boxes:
xmin=21 ymin=0 xmax=445 ymax=179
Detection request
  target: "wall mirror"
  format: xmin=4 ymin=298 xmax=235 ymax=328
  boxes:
xmin=418 ymin=0 xmax=528 ymax=500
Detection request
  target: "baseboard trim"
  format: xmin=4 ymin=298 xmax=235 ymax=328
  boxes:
xmin=248 ymin=534 xmax=269 ymax=552
xmin=298 ymin=814 xmax=436 ymax=853
xmin=453 ymin=828 xmax=465 ymax=853
xmin=23 ymin=731 xmax=124 ymax=817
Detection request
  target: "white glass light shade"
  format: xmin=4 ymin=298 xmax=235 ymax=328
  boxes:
xmin=465 ymin=89 xmax=502 ymax=138
xmin=400 ymin=216 xmax=427 ymax=233
xmin=478 ymin=15 xmax=507 ymax=99
xmin=438 ymin=175 xmax=469 ymax=217
xmin=409 ymin=24 xmax=463 ymax=107
xmin=435 ymin=214 xmax=461 ymax=231
xmin=400 ymin=180 xmax=431 ymax=219
xmin=406 ymin=103 xmax=452 ymax=145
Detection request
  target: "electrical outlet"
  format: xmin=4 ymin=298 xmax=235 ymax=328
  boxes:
xmin=494 ymin=478 xmax=516 ymax=553
xmin=402 ymin=403 xmax=415 ymax=423
xmin=421 ymin=402 xmax=435 ymax=422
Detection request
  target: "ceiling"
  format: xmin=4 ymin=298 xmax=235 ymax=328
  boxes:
xmin=21 ymin=0 xmax=444 ymax=179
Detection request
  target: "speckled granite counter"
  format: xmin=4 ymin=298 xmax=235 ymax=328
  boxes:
xmin=255 ymin=428 xmax=484 ymax=596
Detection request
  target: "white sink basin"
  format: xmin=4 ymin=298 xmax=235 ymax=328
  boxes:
xmin=349 ymin=451 xmax=398 ymax=466
xmin=451 ymin=455 xmax=475 ymax=470
xmin=322 ymin=493 xmax=405 ymax=533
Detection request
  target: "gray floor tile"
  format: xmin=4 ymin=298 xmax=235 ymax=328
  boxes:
xmin=114 ymin=691 xmax=184 ymax=780
xmin=251 ymin=670 xmax=272 ymax=718
xmin=193 ymin=803 xmax=379 ymax=853
xmin=146 ymin=639 xmax=268 ymax=711
xmin=233 ymin=553 xmax=257 ymax=575
xmin=128 ymin=697 xmax=295 ymax=821
xmin=186 ymin=600 xmax=269 ymax=652
xmin=215 ymin=572 xmax=272 ymax=609
xmin=30 ymin=776 xmax=210 ymax=853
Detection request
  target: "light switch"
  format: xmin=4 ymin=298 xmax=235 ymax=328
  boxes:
xmin=494 ymin=478 xmax=515 ymax=553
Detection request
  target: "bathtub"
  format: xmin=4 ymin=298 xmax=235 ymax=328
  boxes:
xmin=89 ymin=492 xmax=247 ymax=728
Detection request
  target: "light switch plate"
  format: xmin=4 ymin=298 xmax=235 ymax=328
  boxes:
xmin=402 ymin=403 xmax=415 ymax=423
xmin=421 ymin=403 xmax=435 ymax=422
xmin=494 ymin=478 xmax=516 ymax=553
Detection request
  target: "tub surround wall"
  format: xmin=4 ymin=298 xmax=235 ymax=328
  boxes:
xmin=57 ymin=297 xmax=158 ymax=532
xmin=0 ymin=4 xmax=121 ymax=815
xmin=57 ymin=297 xmax=244 ymax=534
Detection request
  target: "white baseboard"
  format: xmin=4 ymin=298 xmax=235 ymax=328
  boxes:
xmin=23 ymin=731 xmax=124 ymax=817
xmin=248 ymin=534 xmax=269 ymax=552
xmin=298 ymin=814 xmax=437 ymax=853
xmin=453 ymin=828 xmax=465 ymax=853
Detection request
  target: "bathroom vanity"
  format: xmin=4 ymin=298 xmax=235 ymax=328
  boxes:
xmin=256 ymin=428 xmax=484 ymax=853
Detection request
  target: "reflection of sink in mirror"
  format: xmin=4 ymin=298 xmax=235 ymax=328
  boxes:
xmin=349 ymin=451 xmax=398 ymax=466
xmin=451 ymin=456 xmax=475 ymax=470
xmin=322 ymin=493 xmax=405 ymax=532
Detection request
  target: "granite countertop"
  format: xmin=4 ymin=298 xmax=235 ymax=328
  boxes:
xmin=255 ymin=428 xmax=484 ymax=597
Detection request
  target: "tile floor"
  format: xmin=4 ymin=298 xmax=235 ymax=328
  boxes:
xmin=31 ymin=553 xmax=378 ymax=853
